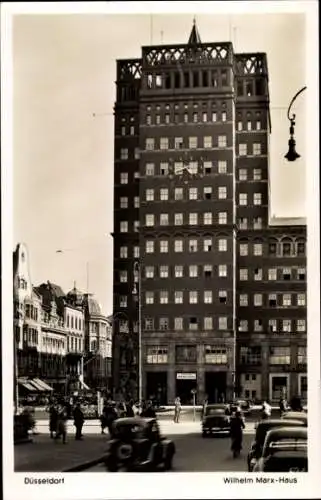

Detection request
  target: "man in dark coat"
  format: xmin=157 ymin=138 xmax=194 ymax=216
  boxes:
xmin=48 ymin=403 xmax=58 ymax=439
xmin=230 ymin=410 xmax=245 ymax=457
xmin=141 ymin=401 xmax=156 ymax=418
xmin=73 ymin=403 xmax=85 ymax=440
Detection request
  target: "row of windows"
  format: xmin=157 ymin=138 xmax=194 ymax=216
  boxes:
xmin=17 ymin=277 xmax=28 ymax=290
xmin=144 ymin=135 xmax=230 ymax=151
xmin=25 ymin=304 xmax=38 ymax=321
xmin=42 ymin=336 xmax=65 ymax=351
xmin=67 ymin=336 xmax=83 ymax=352
xmin=143 ymin=103 xmax=262 ymax=116
xmin=144 ymin=185 xmax=230 ymax=201
xmin=239 ymin=293 xmax=306 ymax=307
xmin=146 ymin=345 xmax=228 ymax=364
xmin=22 ymin=326 xmax=39 ymax=345
xmin=119 ymin=171 xmax=140 ymax=184
xmin=143 ymin=212 xmax=229 ymax=228
xmin=237 ymin=167 xmax=264 ymax=181
xmin=146 ymin=69 xmax=230 ymax=90
xmin=239 ymin=266 xmax=306 ymax=281
xmin=238 ymin=241 xmax=306 ymax=257
xmin=117 ymin=265 xmax=305 ymax=282
xmin=66 ymin=315 xmax=83 ymax=331
xmin=143 ymin=316 xmax=229 ymax=331
xmin=143 ymin=160 xmax=228 ymax=177
xmin=240 ymin=346 xmax=306 ymax=365
xmin=145 ymin=110 xmax=231 ymax=125
xmin=238 ymin=318 xmax=306 ymax=332
xmin=144 ymin=237 xmax=229 ymax=254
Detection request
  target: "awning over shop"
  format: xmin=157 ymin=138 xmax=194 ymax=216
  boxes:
xmin=33 ymin=378 xmax=53 ymax=392
xmin=18 ymin=379 xmax=38 ymax=392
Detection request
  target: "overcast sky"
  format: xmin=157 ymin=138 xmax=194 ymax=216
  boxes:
xmin=12 ymin=8 xmax=307 ymax=315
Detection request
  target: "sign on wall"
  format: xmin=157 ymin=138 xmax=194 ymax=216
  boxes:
xmin=176 ymin=372 xmax=197 ymax=380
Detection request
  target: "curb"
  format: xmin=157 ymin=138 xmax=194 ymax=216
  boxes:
xmin=63 ymin=455 xmax=106 ymax=472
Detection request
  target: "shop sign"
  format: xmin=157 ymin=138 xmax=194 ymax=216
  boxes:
xmin=176 ymin=372 xmax=197 ymax=380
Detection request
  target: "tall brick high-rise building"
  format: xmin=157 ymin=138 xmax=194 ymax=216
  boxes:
xmin=112 ymin=22 xmax=307 ymax=405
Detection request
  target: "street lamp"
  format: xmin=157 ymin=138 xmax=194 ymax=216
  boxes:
xmin=285 ymin=86 xmax=307 ymax=162
xmin=132 ymin=261 xmax=142 ymax=403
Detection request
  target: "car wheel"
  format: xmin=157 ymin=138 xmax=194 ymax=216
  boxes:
xmin=202 ymin=430 xmax=207 ymax=438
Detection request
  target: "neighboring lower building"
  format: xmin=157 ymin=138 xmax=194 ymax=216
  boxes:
xmin=13 ymin=243 xmax=113 ymax=401
xmin=111 ymin=22 xmax=307 ymax=404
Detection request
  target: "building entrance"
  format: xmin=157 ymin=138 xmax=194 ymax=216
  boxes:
xmin=146 ymin=372 xmax=167 ymax=405
xmin=175 ymin=373 xmax=197 ymax=405
xmin=205 ymin=372 xmax=227 ymax=403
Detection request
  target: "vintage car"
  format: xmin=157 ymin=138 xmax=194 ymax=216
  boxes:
xmin=202 ymin=404 xmax=230 ymax=437
xmin=229 ymin=399 xmax=252 ymax=416
xmin=247 ymin=419 xmax=305 ymax=472
xmin=281 ymin=411 xmax=308 ymax=426
xmin=104 ymin=417 xmax=175 ymax=472
xmin=252 ymin=426 xmax=307 ymax=472
xmin=258 ymin=450 xmax=308 ymax=472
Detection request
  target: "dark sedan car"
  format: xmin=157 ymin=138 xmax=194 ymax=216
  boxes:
xmin=202 ymin=404 xmax=230 ymax=437
xmin=104 ymin=417 xmax=175 ymax=472
xmin=247 ymin=419 xmax=305 ymax=471
xmin=253 ymin=426 xmax=307 ymax=472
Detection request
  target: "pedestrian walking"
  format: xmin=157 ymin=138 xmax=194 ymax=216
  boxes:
xmin=55 ymin=404 xmax=68 ymax=444
xmin=261 ymin=400 xmax=272 ymax=420
xmin=73 ymin=403 xmax=85 ymax=440
xmin=173 ymin=397 xmax=181 ymax=423
xmin=230 ymin=410 xmax=245 ymax=458
xmin=141 ymin=400 xmax=156 ymax=418
xmin=279 ymin=397 xmax=288 ymax=417
xmin=48 ymin=402 xmax=58 ymax=439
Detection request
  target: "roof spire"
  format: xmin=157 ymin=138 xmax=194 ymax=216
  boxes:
xmin=73 ymin=280 xmax=76 ymax=289
xmin=188 ymin=17 xmax=201 ymax=45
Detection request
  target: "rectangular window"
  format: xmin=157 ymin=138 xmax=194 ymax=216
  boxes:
xmin=239 ymin=294 xmax=248 ymax=306
xmin=146 ymin=241 xmax=154 ymax=254
xmin=202 ymin=112 xmax=208 ymax=122
xmin=253 ymin=243 xmax=263 ymax=256
xmin=145 ymin=291 xmax=154 ymax=304
xmin=134 ymin=147 xmax=140 ymax=159
xmin=253 ymin=217 xmax=262 ymax=229
xmin=146 ymin=163 xmax=155 ymax=176
xmin=256 ymin=121 xmax=261 ymax=130
xmin=204 ymin=290 xmax=213 ymax=304
xmin=204 ymin=187 xmax=212 ymax=200
xmin=189 ymin=213 xmax=198 ymax=225
xmin=204 ymin=161 xmax=212 ymax=174
xmin=269 ymin=293 xmax=277 ymax=307
xmin=121 ymin=126 xmax=126 ymax=136
xmin=160 ymin=240 xmax=168 ymax=253
xmin=175 ymin=265 xmax=183 ymax=278
xmin=212 ymin=112 xmax=217 ymax=122
xmin=204 ymin=317 xmax=213 ymax=330
xmin=146 ymin=114 xmax=151 ymax=125
xmin=134 ymin=246 xmax=140 ymax=258
xmin=120 ymin=296 xmax=127 ymax=307
xmin=120 ymin=172 xmax=128 ymax=184
xmin=239 ymin=169 xmax=247 ymax=181
xmin=146 ymin=189 xmax=154 ymax=201
xmin=239 ymin=143 xmax=247 ymax=156
xmin=174 ymin=317 xmax=183 ymax=330
xmin=119 ymin=270 xmax=128 ymax=282
xmin=297 ymin=293 xmax=306 ymax=306
xmin=160 ymin=188 xmax=168 ymax=201
xmin=247 ymin=121 xmax=252 ymax=131
xmin=268 ymin=268 xmax=277 ymax=280
xmin=120 ymin=197 xmax=128 ymax=208
xmin=222 ymin=111 xmax=227 ymax=122
xmin=270 ymin=347 xmax=291 ymax=365
xmin=189 ymin=137 xmax=198 ymax=149
xmin=174 ymin=213 xmax=184 ymax=225
xmin=156 ymin=115 xmax=161 ymax=124
xmin=269 ymin=319 xmax=277 ymax=332
xmin=218 ymin=212 xmax=227 ymax=225
xmin=174 ymin=291 xmax=183 ymax=304
xmin=297 ymin=347 xmax=307 ymax=364
xmin=239 ymin=243 xmax=248 ymax=256
xmin=146 ymin=347 xmax=168 ymax=364
xmin=282 ymin=267 xmax=291 ymax=280
xmin=205 ymin=346 xmax=227 ymax=364
xmin=203 ymin=238 xmax=212 ymax=252
xmin=159 ymin=318 xmax=169 ymax=331
xmin=145 ymin=266 xmax=155 ymax=279
xmin=160 ymin=162 xmax=169 ymax=176
xmin=239 ymin=217 xmax=248 ymax=229
xmin=218 ymin=186 xmax=227 ymax=199
xmin=204 ymin=136 xmax=212 ymax=148
xmin=189 ymin=291 xmax=198 ymax=304
xmin=120 ymin=221 xmax=128 ymax=233
xmin=240 ymin=268 xmax=248 ymax=281
xmin=175 ymin=137 xmax=184 ymax=149
xmin=189 ymin=239 xmax=198 ymax=252
xmin=297 ymin=319 xmax=306 ymax=332
xmin=282 ymin=294 xmax=292 ymax=306
xmin=297 ymin=267 xmax=306 ymax=280
xmin=188 ymin=161 xmax=198 ymax=174
xmin=189 ymin=187 xmax=198 ymax=200
xmin=160 ymin=137 xmax=169 ymax=150
xmin=219 ymin=265 xmax=227 ymax=277
xmin=160 ymin=213 xmax=169 ymax=226
xmin=120 ymin=246 xmax=127 ymax=258
xmin=204 ymin=264 xmax=212 ymax=278
xmin=204 ymin=212 xmax=212 ymax=225
xmin=254 ymin=319 xmax=263 ymax=331
xmin=165 ymin=114 xmax=170 ymax=124
xmin=254 ymin=293 xmax=263 ymax=306
xmin=253 ymin=193 xmax=262 ymax=205
xmin=145 ymin=214 xmax=155 ymax=227
xmin=134 ymin=196 xmax=140 ymax=208
xmin=218 ymin=160 xmax=227 ymax=173
xmin=189 ymin=265 xmax=198 ymax=278
xmin=193 ymin=112 xmax=198 ymax=123
xmin=160 ymin=291 xmax=168 ymax=304
xmin=160 ymin=265 xmax=169 ymax=278
xmin=218 ymin=290 xmax=227 ymax=304
xmin=218 ymin=238 xmax=227 ymax=251
xmin=239 ymin=193 xmax=247 ymax=205
xmin=239 ymin=320 xmax=248 ymax=332
xmin=254 ymin=268 xmax=263 ymax=280
xmin=174 ymin=187 xmax=184 ymax=200
xmin=120 ymin=148 xmax=128 ymax=160
xmin=174 ymin=240 xmax=183 ymax=253
xmin=253 ymin=143 xmax=262 ymax=155
xmin=218 ymin=135 xmax=227 ymax=148
xmin=237 ymin=121 xmax=243 ymax=131
xmin=146 ymin=138 xmax=155 ymax=150
xmin=218 ymin=317 xmax=227 ymax=330
xmin=253 ymin=168 xmax=262 ymax=180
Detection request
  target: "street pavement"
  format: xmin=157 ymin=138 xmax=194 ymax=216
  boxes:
xmin=15 ymin=418 xmax=255 ymax=473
